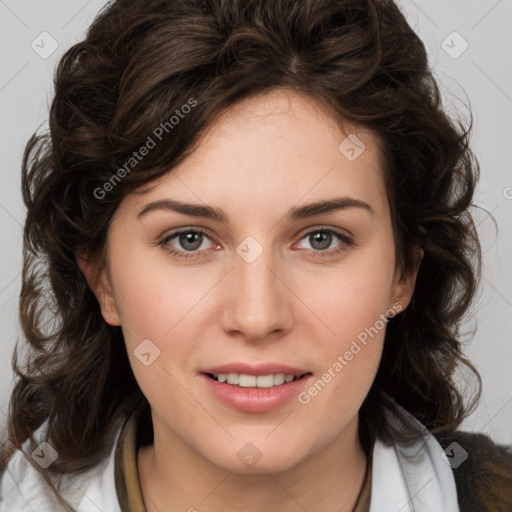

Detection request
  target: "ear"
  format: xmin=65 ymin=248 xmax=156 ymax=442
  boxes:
xmin=390 ymin=246 xmax=423 ymax=312
xmin=77 ymin=251 xmax=121 ymax=326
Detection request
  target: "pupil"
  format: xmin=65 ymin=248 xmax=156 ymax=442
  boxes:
xmin=180 ymin=232 xmax=202 ymax=251
xmin=311 ymin=231 xmax=331 ymax=250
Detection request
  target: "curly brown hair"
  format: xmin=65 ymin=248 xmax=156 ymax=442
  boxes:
xmin=2 ymin=0 xmax=482 ymax=507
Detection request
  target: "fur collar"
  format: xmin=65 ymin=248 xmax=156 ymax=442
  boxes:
xmin=434 ymin=430 xmax=512 ymax=512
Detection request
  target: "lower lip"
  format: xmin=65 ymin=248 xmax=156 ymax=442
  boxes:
xmin=201 ymin=373 xmax=312 ymax=413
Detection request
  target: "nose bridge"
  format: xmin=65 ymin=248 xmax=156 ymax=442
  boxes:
xmin=219 ymin=235 xmax=292 ymax=340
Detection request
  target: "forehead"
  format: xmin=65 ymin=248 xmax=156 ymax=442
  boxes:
xmin=127 ymin=88 xmax=388 ymax=220
xmin=190 ymin=88 xmax=382 ymax=170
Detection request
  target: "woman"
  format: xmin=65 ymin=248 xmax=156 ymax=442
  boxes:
xmin=1 ymin=0 xmax=511 ymax=511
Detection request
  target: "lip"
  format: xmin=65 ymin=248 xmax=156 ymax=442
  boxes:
xmin=200 ymin=365 xmax=313 ymax=413
xmin=201 ymin=362 xmax=309 ymax=377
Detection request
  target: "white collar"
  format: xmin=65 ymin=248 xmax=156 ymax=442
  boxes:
xmin=370 ymin=401 xmax=460 ymax=511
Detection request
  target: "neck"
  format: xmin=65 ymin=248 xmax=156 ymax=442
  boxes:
xmin=138 ymin=415 xmax=368 ymax=512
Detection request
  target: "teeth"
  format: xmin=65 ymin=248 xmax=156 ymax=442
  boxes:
xmin=271 ymin=373 xmax=285 ymax=386
xmin=239 ymin=374 xmax=257 ymax=387
xmin=212 ymin=372 xmax=301 ymax=388
xmin=256 ymin=375 xmax=274 ymax=388
xmin=227 ymin=373 xmax=239 ymax=385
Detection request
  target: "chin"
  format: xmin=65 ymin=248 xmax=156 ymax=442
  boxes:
xmin=207 ymin=442 xmax=308 ymax=475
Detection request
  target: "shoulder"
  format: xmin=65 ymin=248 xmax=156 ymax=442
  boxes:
xmin=433 ymin=429 xmax=512 ymax=512
xmin=0 ymin=421 xmax=123 ymax=512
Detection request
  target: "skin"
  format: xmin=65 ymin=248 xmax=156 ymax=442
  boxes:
xmin=80 ymin=88 xmax=419 ymax=512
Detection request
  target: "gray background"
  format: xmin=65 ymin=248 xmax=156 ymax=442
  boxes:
xmin=1 ymin=0 xmax=511 ymax=443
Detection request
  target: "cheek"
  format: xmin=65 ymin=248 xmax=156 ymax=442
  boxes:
xmin=109 ymin=245 xmax=210 ymax=344
xmin=305 ymin=248 xmax=396 ymax=344
xmin=108 ymin=245 xmax=222 ymax=401
xmin=109 ymin=258 xmax=204 ymax=408
xmin=297 ymin=241 xmax=396 ymax=400
xmin=296 ymin=287 xmax=389 ymax=435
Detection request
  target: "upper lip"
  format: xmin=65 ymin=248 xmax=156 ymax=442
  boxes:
xmin=201 ymin=363 xmax=310 ymax=377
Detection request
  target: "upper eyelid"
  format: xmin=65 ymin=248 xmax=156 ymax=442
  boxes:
xmin=162 ymin=226 xmax=216 ymax=243
xmin=162 ymin=226 xmax=352 ymax=248
xmin=294 ymin=228 xmax=353 ymax=249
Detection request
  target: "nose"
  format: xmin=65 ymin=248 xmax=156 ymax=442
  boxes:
xmin=218 ymin=240 xmax=294 ymax=343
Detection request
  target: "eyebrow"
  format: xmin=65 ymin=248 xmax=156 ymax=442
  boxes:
xmin=137 ymin=197 xmax=374 ymax=222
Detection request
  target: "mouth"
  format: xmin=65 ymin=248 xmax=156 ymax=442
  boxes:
xmin=200 ymin=366 xmax=313 ymax=412
xmin=203 ymin=372 xmax=310 ymax=388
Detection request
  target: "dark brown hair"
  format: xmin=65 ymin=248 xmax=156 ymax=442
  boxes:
xmin=2 ymin=0 xmax=482 ymax=507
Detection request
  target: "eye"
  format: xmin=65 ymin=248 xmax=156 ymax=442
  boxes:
xmin=295 ymin=228 xmax=354 ymax=257
xmin=159 ymin=228 xmax=217 ymax=259
xmin=158 ymin=226 xmax=354 ymax=261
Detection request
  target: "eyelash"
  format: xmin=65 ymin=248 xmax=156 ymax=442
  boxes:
xmin=158 ymin=226 xmax=354 ymax=260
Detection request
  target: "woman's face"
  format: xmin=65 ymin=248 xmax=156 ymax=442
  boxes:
xmin=91 ymin=89 xmax=416 ymax=473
